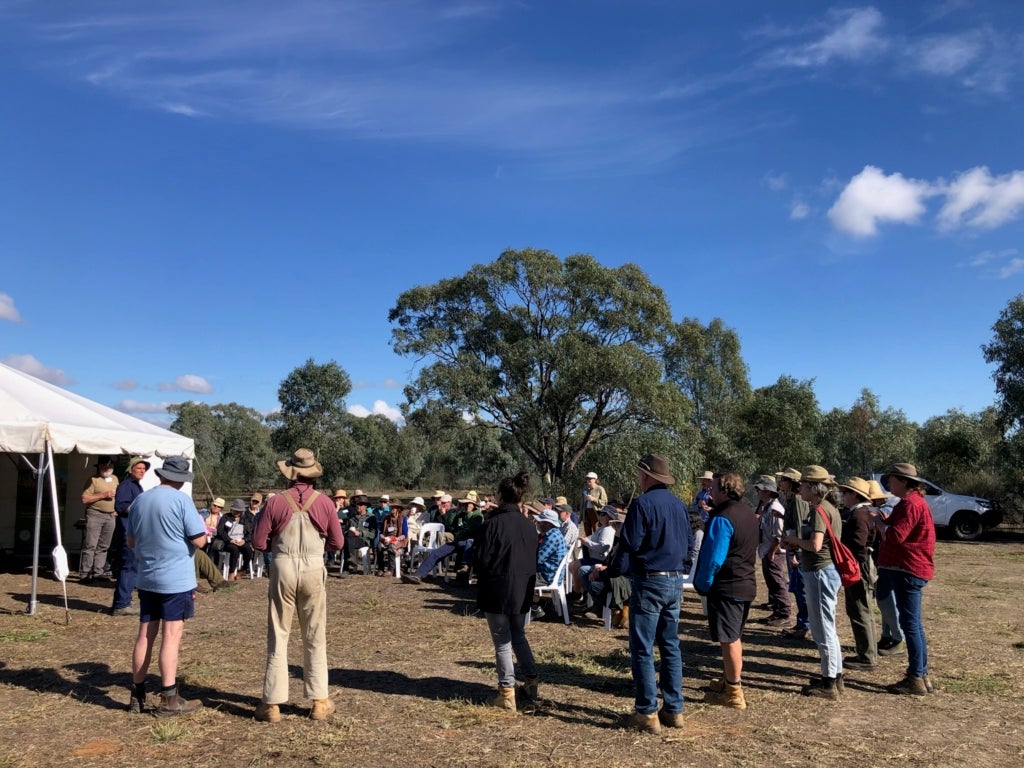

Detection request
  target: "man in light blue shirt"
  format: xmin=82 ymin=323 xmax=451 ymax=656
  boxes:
xmin=126 ymin=456 xmax=207 ymax=717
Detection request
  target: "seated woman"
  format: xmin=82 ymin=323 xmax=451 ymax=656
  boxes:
xmin=376 ymin=502 xmax=409 ymax=576
xmin=217 ymin=498 xmax=254 ymax=580
xmin=567 ymin=505 xmax=618 ymax=606
xmin=588 ymin=518 xmax=630 ymax=626
xmin=530 ymin=509 xmax=568 ymax=620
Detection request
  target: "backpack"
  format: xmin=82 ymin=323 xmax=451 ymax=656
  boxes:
xmin=815 ymin=505 xmax=861 ymax=588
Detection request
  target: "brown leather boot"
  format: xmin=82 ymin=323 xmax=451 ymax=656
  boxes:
xmin=487 ymin=686 xmax=517 ymax=712
xmin=704 ymin=681 xmax=747 ymax=709
xmin=155 ymin=689 xmax=202 ymax=717
xmin=612 ymin=605 xmax=630 ymax=629
xmin=519 ymin=675 xmax=540 ymax=701
xmin=310 ymin=698 xmax=335 ymax=720
xmin=616 ymin=710 xmax=661 ymax=734
xmin=255 ymin=702 xmax=281 ymax=723
xmin=658 ymin=709 xmax=684 ymax=728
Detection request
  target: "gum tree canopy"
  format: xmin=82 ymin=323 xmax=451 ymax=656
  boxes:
xmin=389 ymin=248 xmax=685 ymax=485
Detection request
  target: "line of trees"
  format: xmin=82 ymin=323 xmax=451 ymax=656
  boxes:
xmin=170 ymin=249 xmax=1020 ymax=526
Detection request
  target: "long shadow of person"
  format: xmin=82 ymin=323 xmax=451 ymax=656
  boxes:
xmin=328 ymin=667 xmax=493 ymax=702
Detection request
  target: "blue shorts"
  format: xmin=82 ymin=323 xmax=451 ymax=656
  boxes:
xmin=138 ymin=589 xmax=195 ymax=622
xmin=706 ymin=595 xmax=750 ymax=644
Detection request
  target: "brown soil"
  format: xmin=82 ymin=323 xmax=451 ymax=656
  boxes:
xmin=1 ymin=540 xmax=1022 ymax=768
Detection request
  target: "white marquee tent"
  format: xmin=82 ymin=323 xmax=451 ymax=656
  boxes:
xmin=0 ymin=362 xmax=195 ymax=614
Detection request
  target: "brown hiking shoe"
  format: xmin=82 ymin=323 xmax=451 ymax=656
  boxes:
xmin=155 ymin=692 xmax=202 ymax=717
xmin=704 ymin=681 xmax=747 ymax=709
xmin=487 ymin=686 xmax=517 ymax=712
xmin=801 ymin=677 xmax=839 ymax=700
xmin=888 ymin=675 xmax=928 ymax=696
xmin=310 ymin=698 xmax=335 ymax=720
xmin=128 ymin=695 xmax=145 ymax=714
xmin=616 ymin=710 xmax=661 ymax=734
xmin=658 ymin=709 xmax=684 ymax=728
xmin=255 ymin=702 xmax=281 ymax=723
xmin=519 ymin=675 xmax=540 ymax=701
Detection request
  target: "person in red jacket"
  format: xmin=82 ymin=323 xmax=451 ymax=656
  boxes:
xmin=876 ymin=463 xmax=936 ymax=696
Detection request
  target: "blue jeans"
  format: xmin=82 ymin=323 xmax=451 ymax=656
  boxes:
xmin=111 ymin=525 xmax=136 ymax=610
xmin=628 ymin=574 xmax=684 ymax=715
xmin=879 ymin=569 xmax=928 ymax=677
xmin=788 ymin=557 xmax=809 ymax=629
xmin=803 ymin=565 xmax=842 ymax=678
xmin=485 ymin=612 xmax=536 ymax=688
xmin=875 ymin=577 xmax=904 ymax=643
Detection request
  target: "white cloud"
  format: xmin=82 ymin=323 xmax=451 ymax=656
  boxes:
xmin=997 ymin=259 xmax=1024 ymax=279
xmin=937 ymin=167 xmax=1024 ymax=230
xmin=380 ymin=378 xmax=402 ymax=388
xmin=968 ymin=248 xmax=1017 ymax=268
xmin=763 ymin=172 xmax=787 ymax=191
xmin=115 ymin=399 xmax=173 ymax=414
xmin=347 ymin=400 xmax=403 ymax=423
xmin=766 ymin=7 xmax=888 ymax=68
xmin=112 ymin=379 xmax=138 ymax=390
xmin=161 ymin=102 xmax=203 ymax=117
xmin=790 ymin=201 xmax=810 ymax=220
xmin=908 ymin=32 xmax=984 ymax=76
xmin=0 ymin=293 xmax=22 ymax=322
xmin=157 ymin=374 xmax=214 ymax=393
xmin=828 ymin=165 xmax=935 ymax=237
xmin=2 ymin=354 xmax=75 ymax=385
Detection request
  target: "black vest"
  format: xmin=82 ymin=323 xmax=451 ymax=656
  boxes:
xmin=709 ymin=498 xmax=758 ymax=601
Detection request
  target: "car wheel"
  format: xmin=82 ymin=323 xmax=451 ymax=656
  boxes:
xmin=949 ymin=510 xmax=983 ymax=541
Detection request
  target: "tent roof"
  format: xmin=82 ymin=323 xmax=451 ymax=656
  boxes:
xmin=0 ymin=362 xmax=194 ymax=458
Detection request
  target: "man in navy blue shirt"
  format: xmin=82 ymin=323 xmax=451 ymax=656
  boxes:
xmin=111 ymin=456 xmax=150 ymax=616
xmin=616 ymin=453 xmax=691 ymax=735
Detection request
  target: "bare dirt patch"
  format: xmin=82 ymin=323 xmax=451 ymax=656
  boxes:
xmin=1 ymin=540 xmax=1022 ymax=768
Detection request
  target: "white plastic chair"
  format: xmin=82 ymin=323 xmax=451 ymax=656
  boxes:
xmin=357 ymin=546 xmax=371 ymax=575
xmin=533 ymin=547 xmax=574 ymax=625
xmin=410 ymin=523 xmax=447 ymax=576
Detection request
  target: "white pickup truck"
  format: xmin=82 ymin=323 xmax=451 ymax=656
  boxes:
xmin=870 ymin=474 xmax=1001 ymax=541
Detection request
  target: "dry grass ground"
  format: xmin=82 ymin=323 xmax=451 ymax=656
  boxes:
xmin=1 ymin=540 xmax=1022 ymax=768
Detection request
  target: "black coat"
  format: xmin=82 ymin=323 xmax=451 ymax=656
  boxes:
xmin=474 ymin=503 xmax=538 ymax=615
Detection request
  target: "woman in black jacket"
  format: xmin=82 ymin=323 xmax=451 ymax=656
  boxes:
xmin=474 ymin=472 xmax=539 ymax=712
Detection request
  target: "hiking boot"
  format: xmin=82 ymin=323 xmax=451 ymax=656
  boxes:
xmin=255 ymin=702 xmax=281 ymax=723
xmin=616 ymin=710 xmax=661 ymax=734
xmin=765 ymin=615 xmax=791 ymax=628
xmin=400 ymin=574 xmax=422 ymax=585
xmin=128 ymin=694 xmax=145 ymax=714
xmin=801 ymin=677 xmax=839 ymax=700
xmin=923 ymin=674 xmax=934 ymax=694
xmin=835 ymin=672 xmax=844 ymax=695
xmin=844 ymin=655 xmax=877 ymax=671
xmin=704 ymin=681 xmax=747 ymax=709
xmin=530 ymin=605 xmax=546 ymax=621
xmin=888 ymin=675 xmax=928 ymax=696
xmin=878 ymin=640 xmax=906 ymax=656
xmin=155 ymin=692 xmax=202 ymax=717
xmin=704 ymin=677 xmax=725 ymax=694
xmin=782 ymin=626 xmax=809 ymax=640
xmin=487 ymin=686 xmax=517 ymax=712
xmin=658 ymin=709 xmax=684 ymax=728
xmin=112 ymin=604 xmax=139 ymax=616
xmin=310 ymin=698 xmax=335 ymax=720
xmin=194 ymin=583 xmax=211 ymax=594
xmin=612 ymin=605 xmax=630 ymax=629
xmin=519 ymin=675 xmax=540 ymax=701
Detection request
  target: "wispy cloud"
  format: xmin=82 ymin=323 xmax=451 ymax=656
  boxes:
xmin=762 ymin=7 xmax=888 ymax=68
xmin=157 ymin=374 xmax=213 ymax=393
xmin=790 ymin=201 xmax=810 ymax=220
xmin=763 ymin=172 xmax=787 ymax=192
xmin=828 ymin=166 xmax=935 ymax=237
xmin=997 ymin=258 xmax=1024 ymax=279
xmin=348 ymin=399 xmax=403 ymax=424
xmin=3 ymin=353 xmax=75 ymax=385
xmin=112 ymin=379 xmax=138 ymax=390
xmin=908 ymin=31 xmax=984 ymax=76
xmin=937 ymin=167 xmax=1024 ymax=230
xmin=968 ymin=248 xmax=1017 ymax=268
xmin=0 ymin=293 xmax=22 ymax=322
xmin=116 ymin=399 xmax=174 ymax=414
xmin=380 ymin=378 xmax=402 ymax=388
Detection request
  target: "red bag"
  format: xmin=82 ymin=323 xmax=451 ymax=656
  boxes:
xmin=815 ymin=505 xmax=861 ymax=588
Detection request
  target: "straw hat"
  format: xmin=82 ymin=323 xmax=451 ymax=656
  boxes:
xmin=837 ymin=476 xmax=872 ymax=502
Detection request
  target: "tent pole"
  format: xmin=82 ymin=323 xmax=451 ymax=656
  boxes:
xmin=28 ymin=450 xmax=46 ymax=616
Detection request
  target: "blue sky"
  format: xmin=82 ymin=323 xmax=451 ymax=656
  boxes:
xmin=1 ymin=1 xmax=1022 ymax=429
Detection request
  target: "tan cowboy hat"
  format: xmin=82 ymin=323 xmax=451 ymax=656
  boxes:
xmin=837 ymin=476 xmax=872 ymax=502
xmin=800 ymin=465 xmax=834 ymax=484
xmin=637 ymin=453 xmax=675 ymax=485
xmin=277 ymin=448 xmax=323 ymax=481
xmin=211 ymin=497 xmax=225 ymax=509
xmin=697 ymin=470 xmax=714 ymax=481
xmin=866 ymin=479 xmax=889 ymax=502
xmin=459 ymin=490 xmax=479 ymax=504
xmin=334 ymin=489 xmax=348 ymax=500
xmin=776 ymin=467 xmax=802 ymax=483
xmin=881 ymin=463 xmax=923 ymax=483
xmin=128 ymin=456 xmax=151 ymax=471
xmin=410 ymin=496 xmax=426 ymax=508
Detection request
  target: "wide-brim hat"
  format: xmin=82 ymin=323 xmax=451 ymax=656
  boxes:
xmin=753 ymin=475 xmax=778 ymax=494
xmin=837 ymin=476 xmax=872 ymax=502
xmin=128 ymin=456 xmax=151 ymax=471
xmin=637 ymin=453 xmax=675 ymax=485
xmin=229 ymin=498 xmax=247 ymax=513
xmin=410 ymin=496 xmax=426 ymax=508
xmin=555 ymin=495 xmax=568 ymax=506
xmin=776 ymin=467 xmax=802 ymax=483
xmin=866 ymin=479 xmax=889 ymax=502
xmin=459 ymin=490 xmax=479 ymax=505
xmin=352 ymin=494 xmax=369 ymax=505
xmin=555 ymin=503 xmax=573 ymax=514
xmin=95 ymin=455 xmax=114 ymax=467
xmin=598 ymin=505 xmax=619 ymax=522
xmin=212 ymin=497 xmax=226 ymax=508
xmin=697 ymin=470 xmax=714 ymax=481
xmin=536 ymin=509 xmax=559 ymax=526
xmin=881 ymin=463 xmax=923 ymax=483
xmin=278 ymin=448 xmax=323 ymax=481
xmin=525 ymin=500 xmax=545 ymax=515
xmin=154 ymin=456 xmax=193 ymax=483
xmin=334 ymin=489 xmax=348 ymax=500
xmin=585 ymin=471 xmax=599 ymax=480
xmin=800 ymin=465 xmax=834 ymax=485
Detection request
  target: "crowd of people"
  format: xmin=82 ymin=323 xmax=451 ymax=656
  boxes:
xmin=109 ymin=448 xmax=936 ymax=728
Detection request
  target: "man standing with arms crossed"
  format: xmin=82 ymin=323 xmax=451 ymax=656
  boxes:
xmin=126 ymin=456 xmax=207 ymax=716
xmin=111 ymin=456 xmax=150 ymax=616
xmin=616 ymin=454 xmax=691 ymax=735
xmin=253 ymin=448 xmax=344 ymax=722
